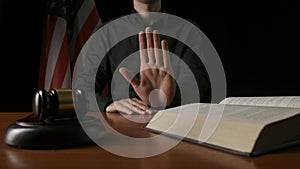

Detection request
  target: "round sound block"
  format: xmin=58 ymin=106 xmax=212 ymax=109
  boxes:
xmin=4 ymin=114 xmax=105 ymax=149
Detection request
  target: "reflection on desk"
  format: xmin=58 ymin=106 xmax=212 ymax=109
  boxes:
xmin=1 ymin=112 xmax=300 ymax=169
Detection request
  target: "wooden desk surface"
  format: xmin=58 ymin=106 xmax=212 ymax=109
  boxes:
xmin=1 ymin=112 xmax=300 ymax=169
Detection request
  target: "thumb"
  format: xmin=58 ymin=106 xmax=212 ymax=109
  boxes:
xmin=119 ymin=67 xmax=139 ymax=88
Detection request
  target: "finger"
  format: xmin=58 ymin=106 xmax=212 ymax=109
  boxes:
xmin=112 ymin=99 xmax=150 ymax=115
xmin=130 ymin=104 xmax=146 ymax=114
xmin=115 ymin=102 xmax=134 ymax=114
xmin=162 ymin=40 xmax=171 ymax=69
xmin=139 ymin=31 xmax=147 ymax=67
xmin=146 ymin=27 xmax=155 ymax=64
xmin=119 ymin=67 xmax=139 ymax=88
xmin=131 ymin=98 xmax=156 ymax=114
xmin=122 ymin=99 xmax=146 ymax=114
xmin=129 ymin=99 xmax=149 ymax=113
xmin=132 ymin=98 xmax=148 ymax=107
xmin=153 ymin=30 xmax=163 ymax=66
xmin=106 ymin=103 xmax=117 ymax=113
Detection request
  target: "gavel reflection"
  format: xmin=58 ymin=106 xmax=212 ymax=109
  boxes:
xmin=32 ymin=88 xmax=86 ymax=121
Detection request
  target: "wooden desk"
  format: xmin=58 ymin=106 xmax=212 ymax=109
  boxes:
xmin=1 ymin=112 xmax=300 ymax=169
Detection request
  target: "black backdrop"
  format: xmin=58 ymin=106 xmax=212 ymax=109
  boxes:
xmin=0 ymin=0 xmax=299 ymax=111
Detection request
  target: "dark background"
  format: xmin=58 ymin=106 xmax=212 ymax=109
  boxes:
xmin=0 ymin=0 xmax=299 ymax=112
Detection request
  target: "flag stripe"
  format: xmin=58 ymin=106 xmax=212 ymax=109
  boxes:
xmin=44 ymin=17 xmax=68 ymax=90
xmin=72 ymin=6 xmax=100 ymax=69
xmin=39 ymin=16 xmax=57 ymax=88
xmin=61 ymin=62 xmax=71 ymax=88
xmin=75 ymin=0 xmax=95 ymax=32
xmin=69 ymin=0 xmax=94 ymax=63
xmin=39 ymin=0 xmax=101 ymax=91
xmin=69 ymin=0 xmax=101 ymax=70
xmin=50 ymin=31 xmax=70 ymax=88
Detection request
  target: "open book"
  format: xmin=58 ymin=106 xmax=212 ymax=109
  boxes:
xmin=145 ymin=96 xmax=300 ymax=156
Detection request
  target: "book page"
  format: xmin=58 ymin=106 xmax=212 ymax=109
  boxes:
xmin=146 ymin=103 xmax=300 ymax=153
xmin=220 ymin=96 xmax=300 ymax=108
xmin=221 ymin=104 xmax=300 ymax=124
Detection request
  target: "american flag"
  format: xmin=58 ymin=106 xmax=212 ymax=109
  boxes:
xmin=39 ymin=0 xmax=101 ymax=90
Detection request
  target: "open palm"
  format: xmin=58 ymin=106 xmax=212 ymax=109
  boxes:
xmin=119 ymin=27 xmax=176 ymax=108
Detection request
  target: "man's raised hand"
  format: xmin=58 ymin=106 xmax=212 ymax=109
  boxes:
xmin=119 ymin=27 xmax=176 ymax=108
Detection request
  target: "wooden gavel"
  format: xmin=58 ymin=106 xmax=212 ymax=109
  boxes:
xmin=32 ymin=88 xmax=87 ymax=121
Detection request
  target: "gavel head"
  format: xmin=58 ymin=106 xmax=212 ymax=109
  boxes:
xmin=32 ymin=88 xmax=76 ymax=121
